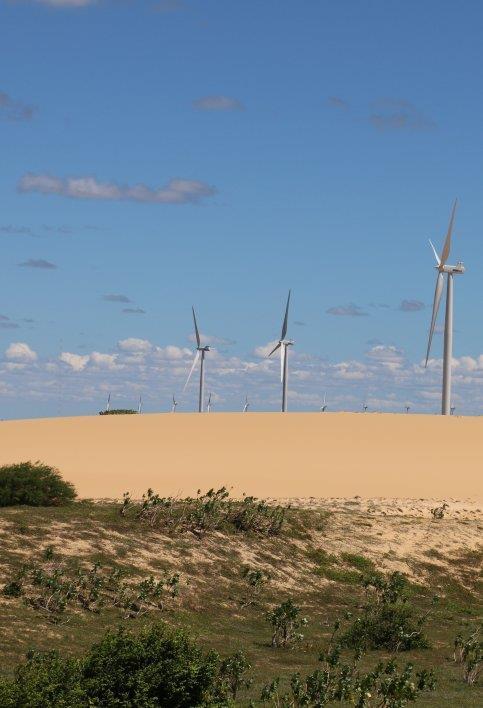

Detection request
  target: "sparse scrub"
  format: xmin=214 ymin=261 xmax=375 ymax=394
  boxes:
xmin=266 ymin=599 xmax=308 ymax=648
xmin=431 ymin=502 xmax=449 ymax=519
xmin=240 ymin=566 xmax=270 ymax=608
xmin=341 ymin=572 xmax=434 ymax=652
xmin=340 ymin=552 xmax=375 ymax=573
xmin=0 ymin=462 xmax=76 ymax=507
xmin=99 ymin=408 xmax=137 ymax=415
xmin=120 ymin=486 xmax=288 ymax=536
xmin=2 ymin=555 xmax=180 ymax=622
xmin=453 ymin=626 xmax=482 ymax=685
xmin=260 ymin=618 xmax=436 ymax=707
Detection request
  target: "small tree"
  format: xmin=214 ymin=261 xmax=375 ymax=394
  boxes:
xmin=453 ymin=627 xmax=482 ymax=685
xmin=266 ymin=599 xmax=308 ymax=648
xmin=240 ymin=566 xmax=270 ymax=608
xmin=0 ymin=461 xmax=76 ymax=507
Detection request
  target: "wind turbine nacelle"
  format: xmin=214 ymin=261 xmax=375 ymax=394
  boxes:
xmin=441 ymin=262 xmax=465 ymax=274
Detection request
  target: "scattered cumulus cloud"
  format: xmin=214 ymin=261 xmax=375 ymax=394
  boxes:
xmin=18 ymin=173 xmax=216 ymax=205
xmin=103 ymin=293 xmax=131 ymax=303
xmin=253 ymin=340 xmax=279 ymax=358
xmin=326 ymin=304 xmax=368 ymax=317
xmin=118 ymin=338 xmax=152 ymax=353
xmin=369 ymin=99 xmax=435 ymax=132
xmin=5 ymin=342 xmax=37 ymax=362
xmin=0 ymin=90 xmax=36 ymax=122
xmin=399 ymin=299 xmax=425 ymax=312
xmin=193 ymin=95 xmax=244 ymax=112
xmin=188 ymin=332 xmax=235 ymax=346
xmin=122 ymin=307 xmax=146 ymax=315
xmin=60 ymin=352 xmax=89 ymax=371
xmin=18 ymin=258 xmax=57 ymax=269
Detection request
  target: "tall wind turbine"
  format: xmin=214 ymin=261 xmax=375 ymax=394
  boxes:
xmin=425 ymin=200 xmax=465 ymax=415
xmin=242 ymin=395 xmax=249 ymax=413
xmin=268 ymin=290 xmax=293 ymax=412
xmin=171 ymin=395 xmax=178 ymax=413
xmin=138 ymin=395 xmax=142 ymax=414
xmin=320 ymin=392 xmax=327 ymax=412
xmin=207 ymin=393 xmax=213 ymax=413
xmin=183 ymin=307 xmax=210 ymax=412
xmin=105 ymin=393 xmax=111 ymax=412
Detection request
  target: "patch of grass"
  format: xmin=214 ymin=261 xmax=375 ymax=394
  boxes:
xmin=340 ymin=552 xmax=376 ymax=572
xmin=314 ymin=566 xmax=361 ymax=584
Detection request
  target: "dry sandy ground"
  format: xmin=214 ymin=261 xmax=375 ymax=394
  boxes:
xmin=0 ymin=412 xmax=482 ymax=500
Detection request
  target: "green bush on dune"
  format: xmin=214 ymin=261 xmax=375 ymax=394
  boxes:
xmin=0 ymin=461 xmax=76 ymax=507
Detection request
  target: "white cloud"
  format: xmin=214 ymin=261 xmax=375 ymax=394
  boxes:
xmin=18 ymin=173 xmax=216 ymax=205
xmin=253 ymin=340 xmax=279 ymax=358
xmin=188 ymin=332 xmax=235 ymax=347
xmin=154 ymin=345 xmax=192 ymax=360
xmin=89 ymin=351 xmax=120 ymax=369
xmin=60 ymin=352 xmax=89 ymax=371
xmin=5 ymin=342 xmax=37 ymax=362
xmin=118 ymin=338 xmax=152 ymax=353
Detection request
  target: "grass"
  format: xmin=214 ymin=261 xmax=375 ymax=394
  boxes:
xmin=0 ymin=500 xmax=481 ymax=705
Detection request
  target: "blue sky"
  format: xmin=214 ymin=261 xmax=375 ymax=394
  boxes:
xmin=1 ymin=0 xmax=483 ymax=417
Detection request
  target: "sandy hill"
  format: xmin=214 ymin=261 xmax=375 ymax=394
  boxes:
xmin=0 ymin=412 xmax=481 ymax=500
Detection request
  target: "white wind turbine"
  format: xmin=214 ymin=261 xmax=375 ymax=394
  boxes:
xmin=320 ymin=392 xmax=327 ymax=412
xmin=207 ymin=393 xmax=213 ymax=413
xmin=138 ymin=395 xmax=142 ymax=414
xmin=183 ymin=307 xmax=210 ymax=412
xmin=242 ymin=395 xmax=249 ymax=413
xmin=425 ymin=200 xmax=465 ymax=415
xmin=268 ymin=290 xmax=293 ymax=412
xmin=105 ymin=392 xmax=111 ymax=412
xmin=171 ymin=394 xmax=178 ymax=413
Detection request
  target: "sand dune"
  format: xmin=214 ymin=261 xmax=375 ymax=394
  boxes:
xmin=0 ymin=412 xmax=481 ymax=501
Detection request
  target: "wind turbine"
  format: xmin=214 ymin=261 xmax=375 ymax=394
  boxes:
xmin=171 ymin=395 xmax=178 ymax=413
xmin=242 ymin=395 xmax=249 ymax=413
xmin=207 ymin=393 xmax=213 ymax=413
xmin=138 ymin=395 xmax=142 ymax=414
xmin=268 ymin=290 xmax=293 ymax=412
xmin=320 ymin=392 xmax=327 ymax=412
xmin=183 ymin=307 xmax=210 ymax=412
xmin=425 ymin=200 xmax=465 ymax=415
xmin=105 ymin=393 xmax=111 ymax=412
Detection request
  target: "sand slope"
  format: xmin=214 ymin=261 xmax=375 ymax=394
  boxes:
xmin=0 ymin=412 xmax=482 ymax=500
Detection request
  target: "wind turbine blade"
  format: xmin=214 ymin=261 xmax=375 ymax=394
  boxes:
xmin=425 ymin=272 xmax=444 ymax=366
xmin=267 ymin=342 xmax=281 ymax=358
xmin=192 ymin=306 xmax=201 ymax=348
xmin=281 ymin=289 xmax=291 ymax=340
xmin=429 ymin=239 xmax=440 ymax=266
xmin=439 ymin=199 xmax=457 ymax=267
xmin=280 ymin=345 xmax=286 ymax=383
xmin=183 ymin=350 xmax=200 ymax=391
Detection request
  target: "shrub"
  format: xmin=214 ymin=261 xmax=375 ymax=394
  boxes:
xmin=266 ymin=599 xmax=308 ymax=648
xmin=0 ymin=461 xmax=76 ymax=507
xmin=453 ymin=626 xmax=482 ymax=685
xmin=0 ymin=624 xmax=235 ymax=707
xmin=341 ymin=572 xmax=432 ymax=652
xmin=99 ymin=409 xmax=137 ymax=415
xmin=240 ymin=566 xmax=270 ymax=608
xmin=121 ymin=487 xmax=288 ymax=537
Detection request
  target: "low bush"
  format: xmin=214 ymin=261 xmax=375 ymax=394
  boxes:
xmin=120 ymin=486 xmax=287 ymax=537
xmin=0 ymin=624 xmax=252 ymax=707
xmin=266 ymin=599 xmax=308 ymax=648
xmin=0 ymin=461 xmax=76 ymax=507
xmin=2 ymin=555 xmax=180 ymax=622
xmin=341 ymin=572 xmax=433 ymax=652
xmin=99 ymin=409 xmax=137 ymax=415
xmin=453 ymin=626 xmax=481 ymax=685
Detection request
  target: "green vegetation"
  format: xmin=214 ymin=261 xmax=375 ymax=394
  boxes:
xmin=266 ymin=599 xmax=308 ymax=648
xmin=120 ymin=486 xmax=287 ymax=536
xmin=0 ymin=491 xmax=480 ymax=706
xmin=0 ymin=462 xmax=76 ymax=507
xmin=99 ymin=408 xmax=138 ymax=415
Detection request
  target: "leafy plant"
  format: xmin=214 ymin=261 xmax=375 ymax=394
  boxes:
xmin=2 ymin=555 xmax=180 ymax=622
xmin=120 ymin=486 xmax=288 ymax=537
xmin=266 ymin=599 xmax=308 ymax=648
xmin=99 ymin=408 xmax=138 ymax=415
xmin=240 ymin=566 xmax=270 ymax=608
xmin=0 ymin=461 xmax=76 ymax=507
xmin=341 ymin=572 xmax=433 ymax=652
xmin=453 ymin=626 xmax=481 ymax=685
xmin=260 ymin=618 xmax=436 ymax=706
xmin=214 ymin=650 xmax=253 ymax=700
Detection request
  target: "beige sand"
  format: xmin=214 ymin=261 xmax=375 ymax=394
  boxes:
xmin=0 ymin=412 xmax=481 ymax=501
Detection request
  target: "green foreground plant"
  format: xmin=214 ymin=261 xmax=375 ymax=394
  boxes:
xmin=0 ymin=461 xmax=76 ymax=507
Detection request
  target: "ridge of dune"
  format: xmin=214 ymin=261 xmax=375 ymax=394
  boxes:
xmin=0 ymin=412 xmax=481 ymax=501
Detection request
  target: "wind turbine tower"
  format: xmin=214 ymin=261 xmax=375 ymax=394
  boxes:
xmin=243 ymin=396 xmax=249 ymax=413
xmin=171 ymin=395 xmax=178 ymax=413
xmin=268 ymin=290 xmax=293 ymax=412
xmin=207 ymin=393 xmax=213 ymax=413
xmin=320 ymin=392 xmax=327 ymax=412
xmin=138 ymin=396 xmax=142 ymax=414
xmin=425 ymin=200 xmax=465 ymax=415
xmin=106 ymin=393 xmax=111 ymax=413
xmin=183 ymin=307 xmax=210 ymax=412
